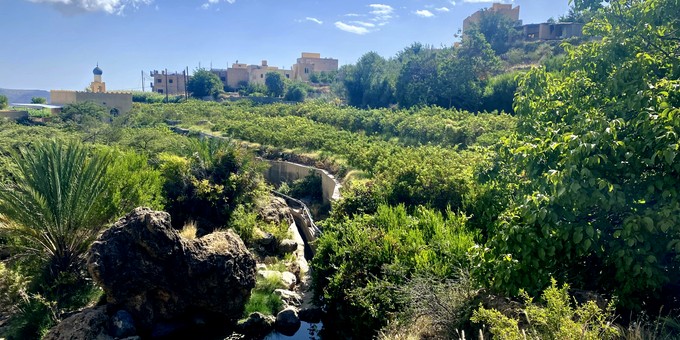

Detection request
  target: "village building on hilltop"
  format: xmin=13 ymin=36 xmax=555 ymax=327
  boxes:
xmin=150 ymin=53 xmax=339 ymax=96
xmin=51 ymin=65 xmax=133 ymax=115
xmin=462 ymin=2 xmax=583 ymax=42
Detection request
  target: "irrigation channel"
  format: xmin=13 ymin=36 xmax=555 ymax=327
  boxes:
xmin=170 ymin=127 xmax=343 ymax=339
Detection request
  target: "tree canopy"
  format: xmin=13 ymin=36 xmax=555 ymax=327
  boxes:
xmin=265 ymin=72 xmax=285 ymax=97
xmin=187 ymin=68 xmax=222 ymax=99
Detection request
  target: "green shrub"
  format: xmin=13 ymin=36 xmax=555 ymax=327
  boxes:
xmin=0 ymin=263 xmax=28 ymax=316
xmin=471 ymin=280 xmax=619 ymax=340
xmin=312 ymin=204 xmax=477 ymax=337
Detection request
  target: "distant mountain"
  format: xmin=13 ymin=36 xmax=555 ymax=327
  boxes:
xmin=0 ymin=88 xmax=50 ymax=104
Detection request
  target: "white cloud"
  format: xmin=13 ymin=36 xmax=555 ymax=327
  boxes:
xmin=435 ymin=7 xmax=450 ymax=12
xmin=336 ymin=3 xmax=396 ymax=34
xmin=27 ymin=0 xmax=151 ymax=14
xmin=351 ymin=21 xmax=375 ymax=28
xmin=305 ymin=17 xmax=323 ymax=24
xmin=334 ymin=21 xmax=370 ymax=35
xmin=414 ymin=9 xmax=434 ymax=18
xmin=201 ymin=0 xmax=235 ymax=10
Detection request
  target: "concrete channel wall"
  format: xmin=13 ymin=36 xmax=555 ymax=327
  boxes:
xmin=264 ymin=160 xmax=341 ymax=205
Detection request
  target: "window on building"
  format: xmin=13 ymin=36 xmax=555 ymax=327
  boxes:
xmin=286 ymin=74 xmax=290 ymax=78
xmin=220 ymin=77 xmax=226 ymax=81
xmin=158 ymin=89 xmax=164 ymax=94
xmin=169 ymin=79 xmax=173 ymax=83
xmin=304 ymin=68 xmax=309 ymax=74
xmin=157 ymin=79 xmax=162 ymax=83
xmin=260 ymin=74 xmax=263 ymax=78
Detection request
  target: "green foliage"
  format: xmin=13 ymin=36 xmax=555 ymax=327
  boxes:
xmin=0 ymin=140 xmax=114 ymax=277
xmin=471 ymin=280 xmax=619 ymax=340
xmin=106 ymin=148 xmax=164 ymax=215
xmin=284 ymin=82 xmax=308 ymax=102
xmin=230 ymin=205 xmax=258 ymax=246
xmin=482 ymin=71 xmax=523 ymax=114
xmin=312 ymin=205 xmax=476 ymax=336
xmin=0 ymin=263 xmax=28 ymax=316
xmin=487 ymin=0 xmax=680 ymax=306
xmin=59 ymin=101 xmax=109 ymax=124
xmin=159 ymin=138 xmax=267 ymax=231
xmin=4 ymin=293 xmax=57 ymax=340
xmin=244 ymin=275 xmax=287 ymax=316
xmin=438 ymin=31 xmax=501 ymax=111
xmin=187 ymin=68 xmax=222 ymax=99
xmin=285 ymin=170 xmax=322 ymax=203
xmin=343 ymin=52 xmax=395 ymax=108
xmin=309 ymin=70 xmax=338 ymax=84
xmin=265 ymin=72 xmax=285 ymax=97
xmin=468 ymin=10 xmax=520 ymax=55
xmin=0 ymin=95 xmax=8 ymax=109
xmin=30 ymin=97 xmax=46 ymax=104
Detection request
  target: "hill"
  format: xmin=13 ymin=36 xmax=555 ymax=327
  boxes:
xmin=0 ymin=88 xmax=50 ymax=104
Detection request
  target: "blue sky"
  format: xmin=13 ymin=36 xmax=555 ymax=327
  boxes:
xmin=0 ymin=0 xmax=571 ymax=92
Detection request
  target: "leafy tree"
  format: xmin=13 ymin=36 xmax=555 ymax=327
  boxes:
xmin=309 ymin=70 xmax=338 ymax=84
xmin=482 ymin=71 xmax=522 ymax=113
xmin=30 ymin=97 xmax=47 ymax=104
xmin=469 ymin=10 xmax=520 ymax=55
xmin=487 ymin=0 xmax=680 ymax=306
xmin=187 ymin=68 xmax=222 ymax=99
xmin=395 ymin=47 xmax=439 ymax=108
xmin=343 ymin=52 xmax=394 ymax=108
xmin=0 ymin=95 xmax=8 ymax=109
xmin=284 ymin=82 xmax=307 ymax=102
xmin=265 ymin=72 xmax=285 ymax=97
xmin=438 ymin=31 xmax=501 ymax=111
xmin=0 ymin=141 xmax=113 ymax=277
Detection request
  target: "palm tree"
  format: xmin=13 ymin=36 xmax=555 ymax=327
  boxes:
xmin=0 ymin=140 xmax=113 ymax=277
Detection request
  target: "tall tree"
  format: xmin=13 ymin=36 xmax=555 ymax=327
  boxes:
xmin=0 ymin=95 xmax=7 ymax=109
xmin=31 ymin=97 xmax=47 ymax=104
xmin=187 ymin=68 xmax=222 ymax=99
xmin=343 ymin=52 xmax=394 ymax=108
xmin=438 ymin=31 xmax=501 ymax=111
xmin=488 ymin=0 xmax=680 ymax=306
xmin=469 ymin=10 xmax=520 ymax=55
xmin=265 ymin=72 xmax=285 ymax=97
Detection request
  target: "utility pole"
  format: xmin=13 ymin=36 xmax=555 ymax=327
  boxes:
xmin=141 ymin=70 xmax=145 ymax=92
xmin=165 ymin=68 xmax=169 ymax=103
xmin=185 ymin=66 xmax=189 ymax=100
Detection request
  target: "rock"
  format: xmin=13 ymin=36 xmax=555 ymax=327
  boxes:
xmin=281 ymin=271 xmax=297 ymax=290
xmin=87 ymin=208 xmax=257 ymax=334
xmin=275 ymin=307 xmax=301 ymax=336
xmin=150 ymin=321 xmax=188 ymax=339
xmin=111 ymin=310 xmax=136 ymax=338
xmin=259 ymin=196 xmax=294 ymax=225
xmin=277 ymin=239 xmax=298 ymax=254
xmin=236 ymin=312 xmax=275 ymax=338
xmin=43 ymin=306 xmax=112 ymax=340
xmin=274 ymin=289 xmax=302 ymax=308
xmin=298 ymin=307 xmax=323 ymax=323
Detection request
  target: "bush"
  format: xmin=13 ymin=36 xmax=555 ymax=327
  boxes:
xmin=471 ymin=279 xmax=619 ymax=340
xmin=312 ymin=205 xmax=477 ymax=337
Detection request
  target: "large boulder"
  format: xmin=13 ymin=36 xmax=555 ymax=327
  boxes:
xmin=87 ymin=208 xmax=256 ymax=333
xmin=43 ymin=306 xmax=112 ymax=340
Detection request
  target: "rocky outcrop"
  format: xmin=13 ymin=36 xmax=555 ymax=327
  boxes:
xmin=87 ymin=207 xmax=257 ymax=334
xmin=236 ymin=312 xmax=275 ymax=338
xmin=43 ymin=306 xmax=113 ymax=340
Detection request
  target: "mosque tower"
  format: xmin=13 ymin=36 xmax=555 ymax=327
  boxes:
xmin=90 ymin=64 xmax=106 ymax=93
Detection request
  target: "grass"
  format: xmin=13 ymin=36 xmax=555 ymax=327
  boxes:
xmin=179 ymin=220 xmax=198 ymax=240
xmin=243 ymin=275 xmax=288 ymax=316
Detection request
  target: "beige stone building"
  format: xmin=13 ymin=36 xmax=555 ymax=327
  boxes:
xmin=248 ymin=60 xmax=293 ymax=86
xmin=51 ymin=66 xmax=132 ymax=115
xmin=463 ymin=3 xmax=521 ymax=32
xmin=292 ymin=53 xmax=339 ymax=82
xmin=150 ymin=70 xmax=188 ymax=96
xmin=519 ymin=22 xmax=584 ymax=41
xmin=226 ymin=63 xmax=249 ymax=89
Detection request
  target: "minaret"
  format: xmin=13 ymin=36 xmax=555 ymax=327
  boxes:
xmin=90 ymin=64 xmax=106 ymax=93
